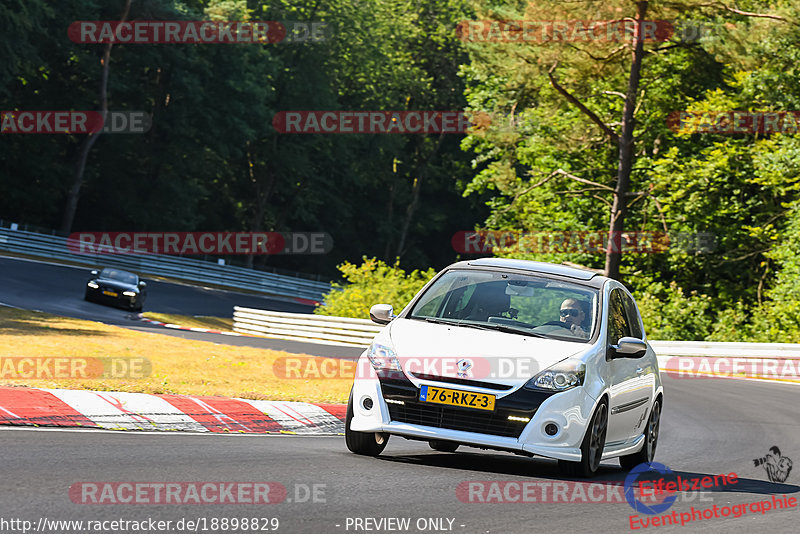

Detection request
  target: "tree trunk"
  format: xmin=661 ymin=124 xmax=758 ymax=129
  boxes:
xmin=394 ymin=135 xmax=444 ymax=259
xmin=246 ymin=140 xmax=280 ymax=269
xmin=245 ymin=145 xmax=261 ymax=269
xmin=395 ymin=175 xmax=421 ymax=259
xmin=60 ymin=0 xmax=131 ymax=234
xmin=604 ymin=1 xmax=647 ymax=280
xmin=383 ymin=158 xmax=399 ymax=259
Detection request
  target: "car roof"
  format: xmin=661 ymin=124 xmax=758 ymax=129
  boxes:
xmin=99 ymin=267 xmax=137 ymax=277
xmin=449 ymin=257 xmax=607 ymax=287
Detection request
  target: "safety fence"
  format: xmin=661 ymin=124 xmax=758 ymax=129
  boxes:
xmin=232 ymin=309 xmax=800 ymax=384
xmin=650 ymin=340 xmax=800 ymax=358
xmin=233 ymin=308 xmax=800 ymax=354
xmin=233 ymin=307 xmax=381 ymax=347
xmin=0 ymin=226 xmax=332 ymax=302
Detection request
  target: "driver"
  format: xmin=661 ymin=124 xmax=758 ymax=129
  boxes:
xmin=560 ymin=298 xmax=589 ymax=339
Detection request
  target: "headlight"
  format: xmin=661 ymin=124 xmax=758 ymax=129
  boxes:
xmin=367 ymin=343 xmax=402 ymax=371
xmin=524 ymin=358 xmax=585 ymax=392
xmin=87 ymin=281 xmax=99 ymax=288
xmin=123 ymin=290 xmax=136 ymax=297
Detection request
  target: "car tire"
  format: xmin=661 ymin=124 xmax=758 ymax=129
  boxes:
xmin=345 ymin=389 xmax=388 ymax=456
xmin=429 ymin=440 xmax=459 ymax=453
xmin=558 ymin=399 xmax=608 ymax=478
xmin=619 ymin=398 xmax=661 ymax=470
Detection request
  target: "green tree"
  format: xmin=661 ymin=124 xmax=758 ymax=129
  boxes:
xmin=316 ymin=257 xmax=437 ymax=318
xmin=459 ymin=0 xmax=793 ymax=284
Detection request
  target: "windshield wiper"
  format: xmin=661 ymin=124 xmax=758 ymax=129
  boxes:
xmin=480 ymin=323 xmax=548 ymax=338
xmin=421 ymin=317 xmax=546 ymax=338
xmin=421 ymin=317 xmax=493 ymax=331
xmin=422 ymin=317 xmax=472 ymax=327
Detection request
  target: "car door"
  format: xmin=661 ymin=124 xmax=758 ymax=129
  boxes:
xmin=620 ymin=290 xmax=657 ymax=437
xmin=605 ymin=288 xmax=652 ymax=443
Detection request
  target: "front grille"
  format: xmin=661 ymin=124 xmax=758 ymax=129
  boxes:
xmin=387 ymin=401 xmax=534 ymax=438
xmin=378 ymin=373 xmax=553 ymax=439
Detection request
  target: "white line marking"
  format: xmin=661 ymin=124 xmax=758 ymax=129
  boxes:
xmin=0 ymin=426 xmax=342 ymax=437
xmin=243 ymin=400 xmax=344 ymax=433
xmin=44 ymin=389 xmax=208 ymax=432
xmin=0 ymin=405 xmax=22 ymax=418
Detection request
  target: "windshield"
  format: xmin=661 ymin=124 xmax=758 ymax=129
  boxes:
xmin=408 ymin=269 xmax=598 ymax=342
xmin=99 ymin=268 xmax=138 ymax=285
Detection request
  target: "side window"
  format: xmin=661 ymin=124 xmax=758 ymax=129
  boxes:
xmin=620 ymin=291 xmax=644 ymax=339
xmin=607 ymin=289 xmax=632 ymax=345
xmin=415 ymin=294 xmax=444 ymax=317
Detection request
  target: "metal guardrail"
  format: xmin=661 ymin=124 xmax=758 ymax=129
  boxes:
xmin=650 ymin=340 xmax=800 ymax=358
xmin=233 ymin=307 xmax=381 ymax=346
xmin=232 ymin=309 xmax=800 ymax=367
xmin=0 ymin=227 xmax=332 ymax=302
xmin=652 ymin=341 xmax=800 ymax=384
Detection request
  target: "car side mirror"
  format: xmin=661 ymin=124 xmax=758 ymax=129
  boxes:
xmin=90 ymin=270 xmax=99 ymax=276
xmin=607 ymin=336 xmax=647 ymax=359
xmin=369 ymin=304 xmax=396 ymax=325
xmin=139 ymin=281 xmax=147 ymax=288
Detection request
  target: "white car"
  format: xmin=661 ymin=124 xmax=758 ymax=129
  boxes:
xmin=345 ymin=258 xmax=663 ymax=477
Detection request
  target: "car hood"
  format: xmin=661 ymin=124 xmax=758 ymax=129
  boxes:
xmin=386 ymin=318 xmax=587 ymax=388
xmin=94 ymin=278 xmax=137 ymax=292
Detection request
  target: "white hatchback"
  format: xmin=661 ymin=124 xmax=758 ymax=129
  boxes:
xmin=345 ymin=258 xmax=663 ymax=477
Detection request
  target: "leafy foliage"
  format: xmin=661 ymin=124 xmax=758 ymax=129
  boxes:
xmin=6 ymin=0 xmax=800 ymax=342
xmin=315 ymin=258 xmax=437 ymax=319
xmin=459 ymin=0 xmax=800 ymax=340
xmin=0 ymin=0 xmax=483 ymax=278
xmin=636 ymin=282 xmax=714 ymax=341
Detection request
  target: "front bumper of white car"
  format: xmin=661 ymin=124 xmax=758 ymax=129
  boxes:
xmin=349 ymin=359 xmax=608 ymax=462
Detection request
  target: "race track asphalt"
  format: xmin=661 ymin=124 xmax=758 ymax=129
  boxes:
xmin=1 ymin=374 xmax=798 ymax=533
xmin=3 ymin=256 xmax=799 ymax=532
xmin=0 ymin=255 xmax=363 ymax=358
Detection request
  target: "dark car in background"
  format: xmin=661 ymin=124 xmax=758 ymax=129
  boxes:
xmin=84 ymin=267 xmax=147 ymax=311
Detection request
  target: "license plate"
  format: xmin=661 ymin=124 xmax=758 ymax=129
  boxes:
xmin=102 ymin=290 xmax=118 ymax=297
xmin=420 ymin=385 xmax=495 ymax=411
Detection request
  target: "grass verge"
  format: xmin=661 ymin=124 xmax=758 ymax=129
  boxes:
xmin=0 ymin=306 xmax=352 ymax=403
xmin=142 ymin=312 xmax=234 ymax=332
